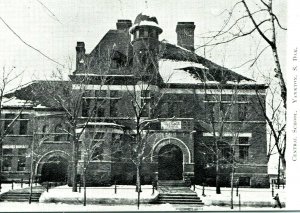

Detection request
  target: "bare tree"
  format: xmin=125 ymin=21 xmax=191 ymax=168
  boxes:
xmin=197 ymin=0 xmax=286 ymax=171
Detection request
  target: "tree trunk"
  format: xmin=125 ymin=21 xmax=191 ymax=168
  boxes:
xmin=215 ymin=155 xmax=221 ymax=194
xmin=281 ymin=155 xmax=286 ymax=171
xmin=277 ymin=156 xmax=281 ymax=189
xmin=230 ymin=166 xmax=235 ymax=209
xmin=71 ymin=132 xmax=78 ymax=192
xmin=83 ymin=170 xmax=86 ymax=206
xmin=136 ymin=165 xmax=141 ymax=209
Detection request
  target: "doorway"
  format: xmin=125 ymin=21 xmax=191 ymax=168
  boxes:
xmin=40 ymin=156 xmax=68 ymax=182
xmin=158 ymin=144 xmax=183 ymax=180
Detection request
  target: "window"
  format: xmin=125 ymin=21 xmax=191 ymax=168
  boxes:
xmin=149 ymin=29 xmax=157 ymax=38
xmin=141 ymin=99 xmax=150 ymax=117
xmin=141 ymin=90 xmax=150 ymax=98
xmin=239 ymin=177 xmax=250 ymax=186
xmin=3 ymin=148 xmax=13 ymax=155
xmin=238 ymin=103 xmax=248 ymax=120
xmin=139 ymin=28 xmax=144 ymax=37
xmin=96 ymin=99 xmax=105 ymax=117
xmin=205 ymin=94 xmax=219 ymax=102
xmin=221 ymin=94 xmax=233 ymax=102
xmin=144 ymin=29 xmax=148 ymax=37
xmin=83 ymin=90 xmax=93 ymax=97
xmin=17 ymin=149 xmax=27 ymax=171
xmin=110 ymin=90 xmax=119 ymax=98
xmin=95 ymin=90 xmax=106 ymax=97
xmin=91 ymin=142 xmax=104 ymax=161
xmin=110 ymin=99 xmax=119 ymax=117
xmin=92 ymin=132 xmax=105 ymax=140
xmin=239 ymin=137 xmax=249 ymax=161
xmin=2 ymin=148 xmax=13 ymax=171
xmin=159 ymin=101 xmax=185 ymax=118
xmin=54 ymin=124 xmax=64 ymax=141
xmin=82 ymin=99 xmax=91 ymax=117
xmin=42 ymin=125 xmax=49 ymax=141
xmin=19 ymin=114 xmax=29 ymax=135
xmin=135 ymin=30 xmax=139 ymax=39
xmin=220 ymin=103 xmax=231 ymax=120
xmin=205 ymin=102 xmax=215 ymax=116
xmin=141 ymin=90 xmax=151 ymax=117
xmin=220 ymin=146 xmax=232 ymax=162
xmin=4 ymin=114 xmax=15 ymax=134
xmin=159 ymin=102 xmax=169 ymax=117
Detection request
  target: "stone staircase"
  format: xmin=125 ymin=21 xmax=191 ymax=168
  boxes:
xmin=0 ymin=186 xmax=45 ymax=202
xmin=157 ymin=180 xmax=204 ymax=206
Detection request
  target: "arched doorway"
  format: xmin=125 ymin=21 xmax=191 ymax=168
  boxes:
xmin=40 ymin=156 xmax=68 ymax=182
xmin=158 ymin=144 xmax=183 ymax=180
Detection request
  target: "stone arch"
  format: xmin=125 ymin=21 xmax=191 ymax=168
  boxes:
xmin=151 ymin=137 xmax=191 ymax=164
xmin=36 ymin=150 xmax=70 ymax=177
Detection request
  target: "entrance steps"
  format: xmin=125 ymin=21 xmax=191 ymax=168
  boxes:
xmin=157 ymin=181 xmax=204 ymax=206
xmin=0 ymin=186 xmax=45 ymax=202
xmin=158 ymin=180 xmax=188 ymax=187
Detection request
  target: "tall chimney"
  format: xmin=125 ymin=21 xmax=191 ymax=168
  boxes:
xmin=176 ymin=22 xmax=195 ymax=52
xmin=116 ymin=20 xmax=132 ymax=32
xmin=76 ymin=42 xmax=85 ymax=70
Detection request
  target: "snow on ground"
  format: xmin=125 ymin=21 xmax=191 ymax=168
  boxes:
xmin=0 ymin=184 xmax=287 ymax=211
xmin=195 ymin=185 xmax=286 ymax=207
xmin=0 ymin=183 xmax=24 ymax=195
xmin=40 ymin=185 xmax=158 ymax=204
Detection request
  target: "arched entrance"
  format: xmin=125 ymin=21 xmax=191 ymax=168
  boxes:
xmin=158 ymin=144 xmax=183 ymax=180
xmin=40 ymin=156 xmax=68 ymax=182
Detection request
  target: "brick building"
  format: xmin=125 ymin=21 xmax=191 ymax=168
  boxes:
xmin=0 ymin=13 xmax=269 ymax=188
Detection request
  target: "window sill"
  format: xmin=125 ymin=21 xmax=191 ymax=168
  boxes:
xmin=42 ymin=141 xmax=70 ymax=144
xmin=5 ymin=135 xmax=32 ymax=137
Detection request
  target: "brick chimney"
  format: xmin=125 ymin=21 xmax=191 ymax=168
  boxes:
xmin=176 ymin=22 xmax=195 ymax=52
xmin=76 ymin=42 xmax=85 ymax=70
xmin=116 ymin=20 xmax=132 ymax=32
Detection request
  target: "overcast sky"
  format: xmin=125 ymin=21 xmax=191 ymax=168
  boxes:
xmin=0 ymin=0 xmax=287 ymax=89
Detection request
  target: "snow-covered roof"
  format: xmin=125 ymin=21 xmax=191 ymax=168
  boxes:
xmin=1 ymin=96 xmax=33 ymax=107
xmin=129 ymin=12 xmax=162 ymax=33
xmin=74 ymin=73 xmax=134 ymax=77
xmin=159 ymin=59 xmax=204 ymax=84
xmin=81 ymin=122 xmax=124 ymax=128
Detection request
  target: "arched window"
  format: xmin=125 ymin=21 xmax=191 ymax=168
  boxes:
xmin=42 ymin=125 xmax=49 ymax=141
xmin=54 ymin=124 xmax=64 ymax=141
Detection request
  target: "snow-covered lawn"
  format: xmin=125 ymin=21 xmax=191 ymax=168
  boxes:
xmin=0 ymin=183 xmax=26 ymax=195
xmin=40 ymin=185 xmax=158 ymax=204
xmin=195 ymin=185 xmax=286 ymax=207
xmin=0 ymin=184 xmax=287 ymax=211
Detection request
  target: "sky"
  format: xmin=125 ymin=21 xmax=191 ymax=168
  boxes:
xmin=0 ymin=0 xmax=287 ymax=91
